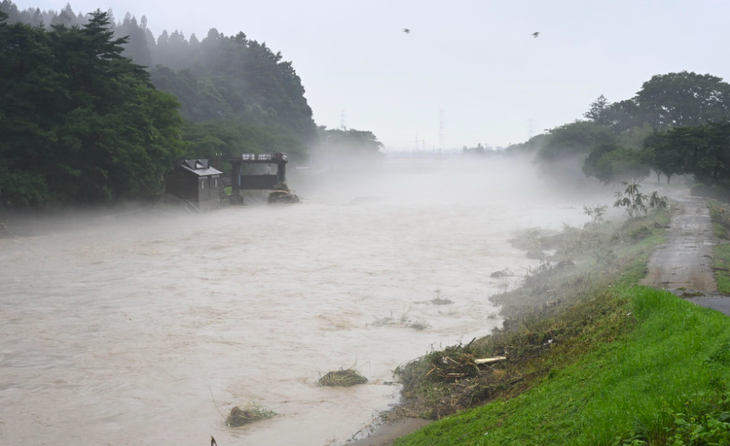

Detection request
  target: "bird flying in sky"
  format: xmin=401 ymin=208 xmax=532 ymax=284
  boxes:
xmin=533 ymin=32 xmax=539 ymax=38
xmin=403 ymin=28 xmax=411 ymax=34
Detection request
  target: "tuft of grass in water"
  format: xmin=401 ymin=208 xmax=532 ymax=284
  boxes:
xmin=430 ymin=292 xmax=454 ymax=306
xmin=408 ymin=320 xmax=431 ymax=331
xmin=370 ymin=312 xmax=397 ymax=327
xmin=318 ymin=368 xmax=368 ymax=387
xmin=370 ymin=307 xmax=431 ymax=331
xmin=226 ymin=402 xmax=277 ymax=427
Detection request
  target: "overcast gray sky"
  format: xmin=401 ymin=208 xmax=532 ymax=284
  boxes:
xmin=16 ymin=0 xmax=730 ymax=150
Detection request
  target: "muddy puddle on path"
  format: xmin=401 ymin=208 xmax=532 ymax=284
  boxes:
xmin=0 ymin=165 xmax=589 ymax=446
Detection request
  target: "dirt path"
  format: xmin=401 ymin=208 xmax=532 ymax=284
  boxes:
xmin=641 ymin=194 xmax=717 ymax=292
xmin=640 ymin=193 xmax=730 ymax=314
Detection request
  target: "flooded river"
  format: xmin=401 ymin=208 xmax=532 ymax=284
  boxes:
xmin=0 ymin=159 xmax=589 ymax=446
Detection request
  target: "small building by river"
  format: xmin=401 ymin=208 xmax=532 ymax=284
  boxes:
xmin=164 ymin=159 xmax=222 ymax=211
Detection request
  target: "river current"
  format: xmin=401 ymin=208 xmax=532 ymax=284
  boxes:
xmin=0 ymin=159 xmax=589 ymax=446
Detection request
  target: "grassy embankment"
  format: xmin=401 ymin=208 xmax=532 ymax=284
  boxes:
xmin=708 ymin=199 xmax=730 ymax=294
xmin=393 ymin=204 xmax=730 ymax=445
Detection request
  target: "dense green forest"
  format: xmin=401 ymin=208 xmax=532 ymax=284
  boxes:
xmin=0 ymin=8 xmax=185 ymax=206
xmin=517 ymin=71 xmax=730 ymax=193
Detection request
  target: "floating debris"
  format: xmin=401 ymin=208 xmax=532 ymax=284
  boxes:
xmin=268 ymin=182 xmax=301 ymax=204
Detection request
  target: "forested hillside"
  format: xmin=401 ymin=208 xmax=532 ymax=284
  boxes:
xmin=1 ymin=1 xmax=315 ymax=142
xmin=0 ymin=1 xmax=323 ymax=206
xmin=0 ymin=9 xmax=184 ymax=206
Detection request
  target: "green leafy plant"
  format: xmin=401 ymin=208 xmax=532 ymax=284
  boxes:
xmin=583 ymin=204 xmax=608 ymax=227
xmin=614 ymin=182 xmax=667 ymax=218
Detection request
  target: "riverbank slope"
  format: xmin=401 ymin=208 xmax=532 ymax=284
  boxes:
xmin=373 ymin=193 xmax=730 ymax=445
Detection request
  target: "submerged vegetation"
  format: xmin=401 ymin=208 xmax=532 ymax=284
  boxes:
xmin=318 ymin=368 xmax=369 ymax=387
xmin=226 ymin=402 xmax=277 ymax=427
xmin=370 ymin=308 xmax=432 ymax=331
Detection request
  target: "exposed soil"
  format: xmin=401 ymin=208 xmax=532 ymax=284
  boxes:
xmin=641 ymin=194 xmax=718 ymax=293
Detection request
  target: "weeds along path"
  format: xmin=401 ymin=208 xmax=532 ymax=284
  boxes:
xmin=641 ymin=193 xmax=718 ymax=294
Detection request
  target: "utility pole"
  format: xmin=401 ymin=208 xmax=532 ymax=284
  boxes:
xmin=340 ymin=110 xmax=346 ymax=130
xmin=439 ymin=109 xmax=446 ymax=151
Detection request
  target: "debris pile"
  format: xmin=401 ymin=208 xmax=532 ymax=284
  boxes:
xmin=424 ymin=345 xmax=507 ymax=383
xmin=268 ymin=182 xmax=301 ymax=204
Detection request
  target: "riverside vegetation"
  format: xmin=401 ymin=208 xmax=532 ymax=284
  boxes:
xmin=708 ymin=199 xmax=730 ymax=295
xmin=390 ymin=199 xmax=730 ymax=445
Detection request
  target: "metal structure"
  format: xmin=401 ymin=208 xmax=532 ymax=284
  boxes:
xmin=230 ymin=152 xmax=288 ymax=195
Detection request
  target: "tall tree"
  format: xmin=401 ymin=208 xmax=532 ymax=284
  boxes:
xmin=634 ymin=72 xmax=730 ymax=129
xmin=0 ymin=9 xmax=184 ymax=206
xmin=537 ymin=121 xmax=616 ymax=162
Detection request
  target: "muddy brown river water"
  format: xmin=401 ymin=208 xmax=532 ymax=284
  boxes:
xmin=0 ymin=161 xmax=591 ymax=446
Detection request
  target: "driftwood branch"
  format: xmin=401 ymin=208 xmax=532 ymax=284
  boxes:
xmin=474 ymin=356 xmax=507 ymax=365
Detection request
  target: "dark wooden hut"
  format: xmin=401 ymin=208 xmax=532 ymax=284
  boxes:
xmin=164 ymin=159 xmax=222 ymax=210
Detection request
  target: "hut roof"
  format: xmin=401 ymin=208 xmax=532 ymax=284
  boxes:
xmin=177 ymin=159 xmax=222 ymax=177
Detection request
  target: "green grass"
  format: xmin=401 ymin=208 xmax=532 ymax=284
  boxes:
xmin=707 ymin=199 xmax=730 ymax=294
xmin=713 ymin=244 xmax=730 ymax=294
xmin=394 ymin=287 xmax=730 ymax=446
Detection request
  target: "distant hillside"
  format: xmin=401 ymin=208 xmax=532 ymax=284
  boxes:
xmin=1 ymin=1 xmax=316 ymax=145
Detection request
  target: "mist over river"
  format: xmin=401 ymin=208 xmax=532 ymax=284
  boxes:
xmin=0 ymin=158 xmax=594 ymax=446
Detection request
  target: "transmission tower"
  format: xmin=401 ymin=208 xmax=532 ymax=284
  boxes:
xmin=439 ymin=109 xmax=446 ymax=151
